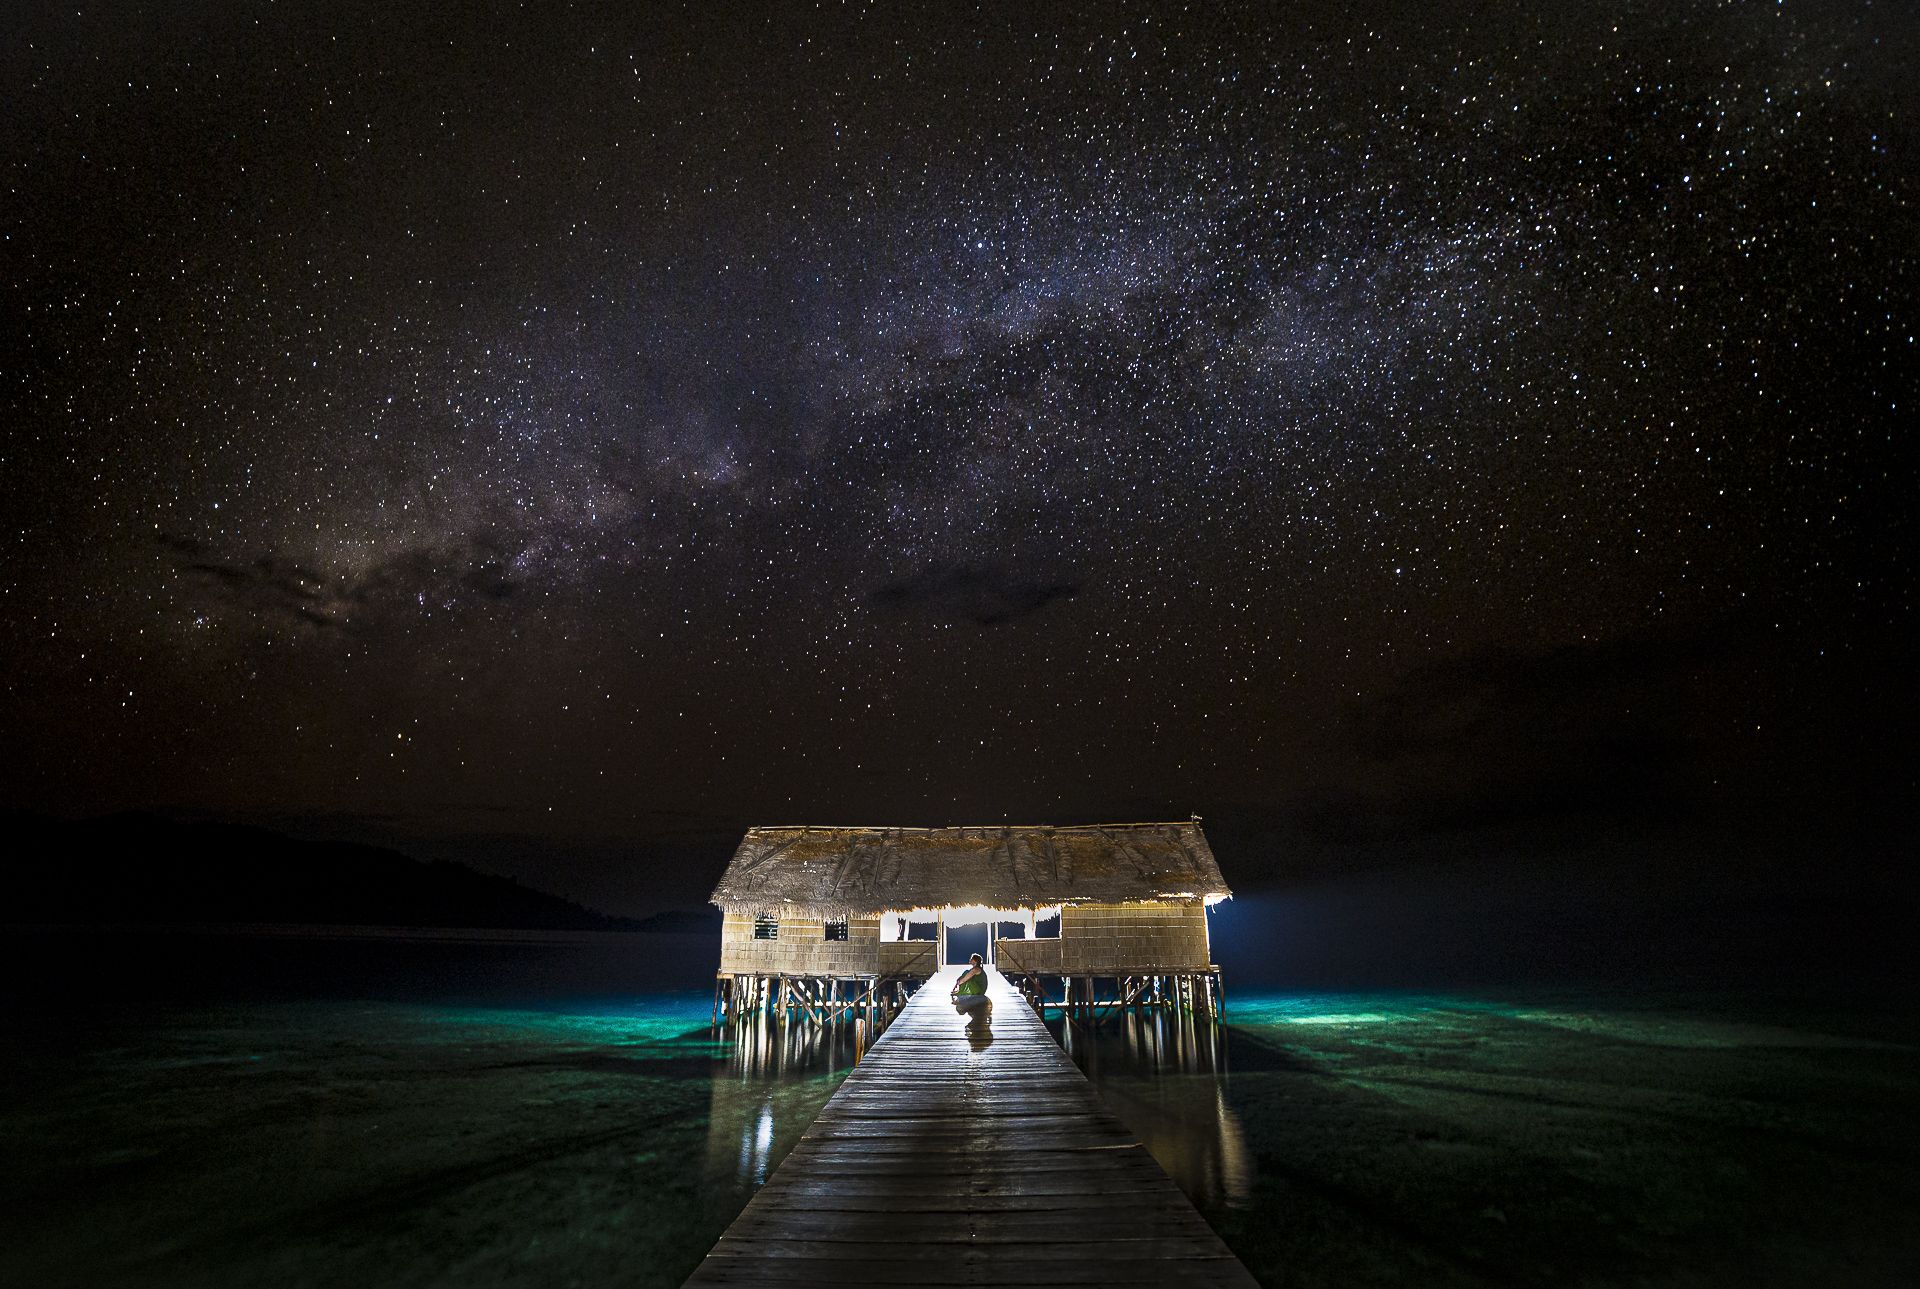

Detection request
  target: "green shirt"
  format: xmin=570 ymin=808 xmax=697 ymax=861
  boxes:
xmin=955 ymin=968 xmax=987 ymax=996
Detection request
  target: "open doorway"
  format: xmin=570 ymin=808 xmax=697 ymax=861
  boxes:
xmin=944 ymin=920 xmax=990 ymax=968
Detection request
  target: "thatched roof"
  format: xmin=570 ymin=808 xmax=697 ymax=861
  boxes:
xmin=710 ymin=821 xmax=1230 ymax=916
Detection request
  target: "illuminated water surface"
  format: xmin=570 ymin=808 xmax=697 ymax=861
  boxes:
xmin=1057 ymin=992 xmax=1920 ymax=1287
xmin=7 ymin=941 xmax=1917 ymax=1288
xmin=5 ymin=995 xmax=859 ymax=1288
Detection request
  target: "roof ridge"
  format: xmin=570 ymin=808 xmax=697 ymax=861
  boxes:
xmin=744 ymin=819 xmax=1200 ymax=833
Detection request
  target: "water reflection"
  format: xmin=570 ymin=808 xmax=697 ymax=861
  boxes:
xmin=956 ymin=995 xmax=994 ymax=1051
xmin=702 ymin=1011 xmax=870 ymax=1193
xmin=739 ymin=1101 xmax=776 ymax=1185
xmin=1048 ymin=1009 xmax=1254 ymax=1211
xmin=723 ymin=1007 xmax=872 ymax=1077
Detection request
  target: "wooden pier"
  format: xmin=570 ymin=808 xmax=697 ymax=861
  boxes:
xmin=685 ymin=966 xmax=1258 ymax=1287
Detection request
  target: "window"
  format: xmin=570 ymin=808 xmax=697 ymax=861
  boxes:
xmin=995 ymin=920 xmax=1027 ymax=940
xmin=823 ymin=918 xmax=848 ymax=942
xmin=1032 ymin=911 xmax=1061 ymax=939
xmin=752 ymin=914 xmax=778 ymax=941
xmin=905 ymin=919 xmax=939 ymax=942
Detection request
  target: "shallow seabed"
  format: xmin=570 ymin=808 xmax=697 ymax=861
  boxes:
xmin=1057 ymin=992 xmax=1920 ymax=1288
xmin=3 ymin=997 xmax=855 ymax=1288
xmin=7 ymin=980 xmax=1918 ymax=1288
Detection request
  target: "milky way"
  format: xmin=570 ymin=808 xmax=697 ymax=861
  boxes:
xmin=3 ymin=2 xmax=1912 ymax=904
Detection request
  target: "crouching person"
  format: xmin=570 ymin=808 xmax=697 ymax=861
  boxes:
xmin=952 ymin=953 xmax=992 ymax=1023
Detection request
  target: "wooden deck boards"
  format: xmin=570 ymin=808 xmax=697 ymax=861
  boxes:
xmin=684 ymin=966 xmax=1258 ymax=1288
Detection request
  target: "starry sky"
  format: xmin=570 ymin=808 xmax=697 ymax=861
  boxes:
xmin=3 ymin=1 xmax=1913 ymax=922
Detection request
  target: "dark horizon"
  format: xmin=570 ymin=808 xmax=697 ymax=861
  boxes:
xmin=9 ymin=801 xmax=1908 ymax=999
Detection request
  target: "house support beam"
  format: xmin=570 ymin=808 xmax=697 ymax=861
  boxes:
xmin=711 ymin=972 xmax=932 ymax=1031
xmin=715 ymin=965 xmax=1225 ymax=1030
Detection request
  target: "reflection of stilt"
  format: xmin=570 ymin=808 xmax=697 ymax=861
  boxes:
xmin=704 ymin=1004 xmax=878 ymax=1194
xmin=1048 ymin=991 xmax=1254 ymax=1212
xmin=1012 ymin=968 xmax=1228 ymax=1026
xmin=720 ymin=1004 xmax=875 ymax=1079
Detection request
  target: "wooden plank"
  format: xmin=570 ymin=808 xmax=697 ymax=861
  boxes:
xmin=779 ymin=1143 xmax=1159 ymax=1163
xmin=755 ymin=1180 xmax=1168 ymax=1200
xmin=745 ymin=1191 xmax=1197 ymax=1213
xmin=722 ymin=1209 xmax=1222 ymax=1242
xmin=682 ymin=965 xmax=1258 ymax=1288
xmin=801 ymin=1122 xmax=1139 ymax=1142
xmin=710 ymin=1237 xmax=1244 ymax=1252
xmin=687 ymin=1259 xmax=1257 ymax=1287
xmin=748 ymin=1153 xmax=1169 ymax=1178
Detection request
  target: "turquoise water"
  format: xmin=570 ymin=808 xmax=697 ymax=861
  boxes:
xmin=7 ymin=940 xmax=1917 ymax=1288
xmin=1057 ymin=992 xmax=1920 ymax=1288
xmin=3 ymin=995 xmax=860 ymax=1288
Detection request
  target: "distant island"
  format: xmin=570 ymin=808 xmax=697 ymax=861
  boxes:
xmin=5 ymin=813 xmax=655 ymax=933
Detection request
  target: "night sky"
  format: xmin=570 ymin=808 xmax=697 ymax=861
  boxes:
xmin=4 ymin=3 xmax=1913 ymax=939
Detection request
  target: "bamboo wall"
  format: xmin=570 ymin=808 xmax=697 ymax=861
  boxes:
xmin=717 ymin=900 xmax=1212 ymax=977
xmin=1052 ymin=900 xmax=1211 ymax=972
xmin=996 ymin=901 xmax=1209 ymax=973
xmin=879 ymin=941 xmax=939 ymax=978
xmin=992 ymin=936 xmax=1063 ymax=974
xmin=717 ymin=912 xmax=881 ymax=975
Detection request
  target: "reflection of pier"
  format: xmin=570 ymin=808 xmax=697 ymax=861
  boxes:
xmin=722 ymin=1005 xmax=877 ymax=1079
xmin=685 ymin=966 xmax=1257 ymax=1287
xmin=1054 ymin=1007 xmax=1255 ymax=1214
xmin=1056 ymin=996 xmax=1229 ymax=1074
xmin=702 ymin=1007 xmax=873 ymax=1197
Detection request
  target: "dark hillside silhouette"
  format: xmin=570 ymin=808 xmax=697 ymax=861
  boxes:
xmin=5 ymin=813 xmax=644 ymax=932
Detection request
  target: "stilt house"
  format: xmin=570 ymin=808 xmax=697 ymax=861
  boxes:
xmin=709 ymin=820 xmax=1233 ymax=1020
